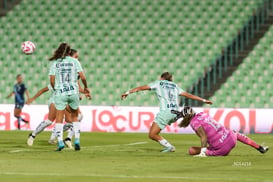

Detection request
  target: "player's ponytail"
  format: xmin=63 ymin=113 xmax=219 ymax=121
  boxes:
xmin=161 ymin=72 xmax=173 ymax=81
xmin=49 ymin=43 xmax=71 ymax=61
xmin=178 ymin=114 xmax=194 ymax=128
xmin=69 ymin=49 xmax=77 ymax=56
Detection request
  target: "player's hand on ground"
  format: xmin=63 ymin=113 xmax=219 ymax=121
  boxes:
xmin=121 ymin=93 xmax=128 ymax=100
xmin=194 ymin=148 xmax=207 ymax=157
xmin=193 ymin=153 xmax=207 ymax=157
xmin=26 ymin=98 xmax=34 ymax=104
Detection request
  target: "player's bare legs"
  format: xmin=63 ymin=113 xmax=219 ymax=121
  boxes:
xmin=149 ymin=122 xmax=175 ymax=152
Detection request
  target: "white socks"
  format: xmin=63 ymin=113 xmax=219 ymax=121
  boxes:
xmin=78 ymin=113 xmax=83 ymax=122
xmin=63 ymin=123 xmax=73 ymax=132
xmin=50 ymin=121 xmax=81 ymax=142
xmin=159 ymin=139 xmax=173 ymax=148
xmin=55 ymin=123 xmax=64 ymax=142
xmin=49 ymin=128 xmax=56 ymax=141
xmin=32 ymin=120 xmax=52 ymax=136
xmin=73 ymin=122 xmax=81 ymax=142
xmin=67 ymin=128 xmax=74 ymax=139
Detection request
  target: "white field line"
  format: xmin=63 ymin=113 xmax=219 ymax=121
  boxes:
xmin=8 ymin=142 xmax=149 ymax=153
xmin=0 ymin=171 xmax=246 ymax=181
xmin=83 ymin=141 xmax=148 ymax=150
xmin=9 ymin=149 xmax=49 ymax=153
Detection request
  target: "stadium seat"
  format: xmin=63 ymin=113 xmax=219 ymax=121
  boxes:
xmin=210 ymin=25 xmax=273 ymax=108
xmin=0 ymin=0 xmax=266 ymax=106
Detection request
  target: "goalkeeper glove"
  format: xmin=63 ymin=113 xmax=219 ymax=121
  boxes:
xmin=194 ymin=147 xmax=207 ymax=157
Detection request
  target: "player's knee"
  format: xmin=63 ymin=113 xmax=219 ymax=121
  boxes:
xmin=148 ymin=132 xmax=156 ymax=140
xmin=188 ymin=147 xmax=195 ymax=155
xmin=188 ymin=147 xmax=201 ymax=155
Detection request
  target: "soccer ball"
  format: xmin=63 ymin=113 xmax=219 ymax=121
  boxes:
xmin=21 ymin=41 xmax=36 ymax=54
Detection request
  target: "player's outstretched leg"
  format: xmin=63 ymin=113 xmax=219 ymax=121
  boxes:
xmin=235 ymin=132 xmax=269 ymax=154
xmin=27 ymin=119 xmax=53 ymax=146
xmin=149 ymin=122 xmax=175 ymax=152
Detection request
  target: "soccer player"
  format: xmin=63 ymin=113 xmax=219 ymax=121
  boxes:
xmin=26 ymin=85 xmax=80 ymax=146
xmin=49 ymin=43 xmax=90 ymax=151
xmin=121 ymin=72 xmax=212 ymax=152
xmin=7 ymin=74 xmax=30 ymax=130
xmin=27 ymin=49 xmax=90 ymax=147
xmin=176 ymin=106 xmax=269 ymax=157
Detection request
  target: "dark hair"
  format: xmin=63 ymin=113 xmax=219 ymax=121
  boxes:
xmin=16 ymin=74 xmax=22 ymax=79
xmin=49 ymin=43 xmax=71 ymax=61
xmin=161 ymin=72 xmax=173 ymax=81
xmin=178 ymin=106 xmax=196 ymax=128
xmin=69 ymin=49 xmax=77 ymax=56
xmin=178 ymin=114 xmax=195 ymax=128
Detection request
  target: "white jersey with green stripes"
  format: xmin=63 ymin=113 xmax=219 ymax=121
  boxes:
xmin=148 ymin=80 xmax=184 ymax=111
xmin=49 ymin=56 xmax=83 ymax=96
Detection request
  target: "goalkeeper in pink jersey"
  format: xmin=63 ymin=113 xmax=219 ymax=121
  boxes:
xmin=173 ymin=106 xmax=269 ymax=157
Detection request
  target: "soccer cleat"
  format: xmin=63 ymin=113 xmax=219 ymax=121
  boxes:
xmin=74 ymin=143 xmax=81 ymax=151
xmin=257 ymin=146 xmax=269 ymax=154
xmin=161 ymin=146 xmax=176 ymax=153
xmin=48 ymin=139 xmax=57 ymax=145
xmin=64 ymin=138 xmax=73 ymax=149
xmin=27 ymin=133 xmax=35 ymax=146
xmin=74 ymin=138 xmax=80 ymax=151
xmin=56 ymin=141 xmax=65 ymax=151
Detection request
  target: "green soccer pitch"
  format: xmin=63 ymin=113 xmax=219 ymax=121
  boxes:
xmin=0 ymin=131 xmax=272 ymax=182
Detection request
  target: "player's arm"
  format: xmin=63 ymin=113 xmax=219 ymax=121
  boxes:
xmin=78 ymin=80 xmax=84 ymax=94
xmin=50 ymin=75 xmax=55 ymax=90
xmin=194 ymin=126 xmax=208 ymax=157
xmin=6 ymin=91 xmax=14 ymax=98
xmin=180 ymin=92 xmax=213 ymax=105
xmin=78 ymin=79 xmax=91 ymax=100
xmin=25 ymin=89 xmax=30 ymax=100
xmin=121 ymin=85 xmax=151 ymax=100
xmin=78 ymin=71 xmax=91 ymax=99
xmin=26 ymin=87 xmax=49 ymax=104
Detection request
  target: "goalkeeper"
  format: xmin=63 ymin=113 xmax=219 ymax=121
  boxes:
xmin=174 ymin=106 xmax=269 ymax=157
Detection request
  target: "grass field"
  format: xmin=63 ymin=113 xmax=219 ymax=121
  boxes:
xmin=0 ymin=131 xmax=272 ymax=182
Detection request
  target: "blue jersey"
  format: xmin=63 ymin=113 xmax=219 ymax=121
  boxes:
xmin=14 ymin=83 xmax=27 ymax=104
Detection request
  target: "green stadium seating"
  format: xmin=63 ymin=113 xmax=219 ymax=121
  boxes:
xmin=210 ymin=25 xmax=273 ymax=108
xmin=0 ymin=0 xmax=264 ymax=106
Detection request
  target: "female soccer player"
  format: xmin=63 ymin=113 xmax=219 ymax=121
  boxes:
xmin=121 ymin=72 xmax=212 ymax=152
xmin=49 ymin=43 xmax=90 ymax=151
xmin=176 ymin=106 xmax=269 ymax=156
xmin=7 ymin=74 xmax=30 ymax=130
xmin=27 ymin=49 xmax=90 ymax=148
